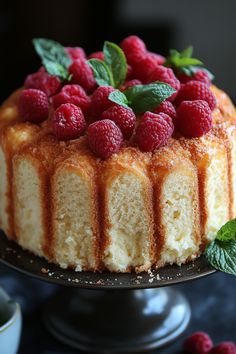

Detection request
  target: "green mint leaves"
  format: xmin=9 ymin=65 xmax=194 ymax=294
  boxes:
xmin=215 ymin=219 xmax=236 ymax=242
xmin=104 ymin=42 xmax=127 ymax=88
xmin=205 ymin=219 xmax=236 ymax=275
xmin=88 ymin=41 xmax=127 ymax=88
xmin=164 ymin=46 xmax=204 ymax=76
xmin=88 ymin=59 xmax=114 ymax=87
xmin=109 ymin=90 xmax=129 ymax=108
xmin=109 ymin=82 xmax=176 ymax=114
xmin=33 ymin=38 xmax=72 ymax=81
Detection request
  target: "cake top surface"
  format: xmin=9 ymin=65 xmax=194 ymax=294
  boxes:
xmin=0 ymin=36 xmax=236 ymax=160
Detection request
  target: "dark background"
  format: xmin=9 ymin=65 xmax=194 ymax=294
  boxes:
xmin=1 ymin=263 xmax=236 ymax=354
xmin=0 ymin=1 xmax=236 ymax=353
xmin=1 ymin=0 xmax=236 ymax=102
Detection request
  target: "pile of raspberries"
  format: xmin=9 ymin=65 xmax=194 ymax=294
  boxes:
xmin=184 ymin=331 xmax=236 ymax=354
xmin=18 ymin=35 xmax=216 ymax=159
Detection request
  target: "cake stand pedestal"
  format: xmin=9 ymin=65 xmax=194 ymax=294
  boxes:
xmin=0 ymin=232 xmax=216 ymax=353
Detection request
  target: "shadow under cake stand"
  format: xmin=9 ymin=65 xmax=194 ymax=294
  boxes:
xmin=0 ymin=232 xmax=216 ymax=353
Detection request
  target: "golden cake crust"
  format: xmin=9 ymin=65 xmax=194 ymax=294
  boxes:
xmin=0 ymin=84 xmax=235 ymax=272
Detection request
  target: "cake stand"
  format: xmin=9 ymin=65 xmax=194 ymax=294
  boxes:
xmin=0 ymin=231 xmax=216 ymax=353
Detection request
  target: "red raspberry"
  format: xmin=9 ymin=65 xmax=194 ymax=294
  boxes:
xmin=133 ymin=53 xmax=164 ymax=82
xmin=183 ymin=332 xmax=213 ymax=354
xmin=88 ymin=51 xmax=104 ymax=61
xmin=148 ymin=51 xmax=165 ymax=65
xmin=121 ymin=79 xmax=142 ymax=91
xmin=147 ymin=66 xmax=180 ymax=101
xmin=176 ymin=100 xmax=212 ymax=138
xmin=153 ymin=101 xmax=176 ymax=120
xmin=88 ymin=119 xmax=123 ymax=158
xmin=19 ymin=89 xmax=49 ymax=123
xmin=175 ymin=81 xmax=216 ymax=110
xmin=120 ymin=35 xmax=147 ymax=65
xmin=89 ymin=86 xmax=115 ymax=119
xmin=178 ymin=70 xmax=211 ymax=86
xmin=145 ymin=111 xmax=173 ymax=129
xmin=51 ymin=84 xmax=90 ymax=114
xmin=69 ymin=58 xmax=97 ymax=93
xmin=38 ymin=66 xmax=46 ymax=73
xmin=52 ymin=103 xmax=86 ymax=141
xmin=126 ymin=64 xmax=134 ymax=80
xmin=24 ymin=70 xmax=62 ymax=97
xmin=210 ymin=342 xmax=236 ymax=354
xmin=136 ymin=111 xmax=174 ymax=152
xmin=101 ymin=105 xmax=136 ymax=139
xmin=194 ymin=70 xmax=211 ymax=85
xmin=65 ymin=47 xmax=86 ymax=60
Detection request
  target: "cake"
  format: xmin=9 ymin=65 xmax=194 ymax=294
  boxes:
xmin=0 ymin=36 xmax=235 ymax=273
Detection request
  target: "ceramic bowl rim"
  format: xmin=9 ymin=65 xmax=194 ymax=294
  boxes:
xmin=0 ymin=287 xmax=20 ymax=333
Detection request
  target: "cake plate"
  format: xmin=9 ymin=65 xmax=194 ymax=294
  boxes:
xmin=0 ymin=232 xmax=216 ymax=353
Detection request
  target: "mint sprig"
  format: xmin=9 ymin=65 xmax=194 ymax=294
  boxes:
xmin=182 ymin=66 xmax=215 ymax=81
xmin=109 ymin=82 xmax=176 ymax=114
xmin=164 ymin=46 xmax=204 ymax=77
xmin=104 ymin=41 xmax=127 ymax=88
xmin=88 ymin=41 xmax=127 ymax=88
xmin=33 ymin=38 xmax=72 ymax=81
xmin=109 ymin=90 xmax=129 ymax=108
xmin=88 ymin=59 xmax=114 ymax=87
xmin=205 ymin=218 xmax=236 ymax=275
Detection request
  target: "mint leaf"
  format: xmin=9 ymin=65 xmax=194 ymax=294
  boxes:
xmin=181 ymin=66 xmax=215 ymax=81
xmin=180 ymin=46 xmax=193 ymax=58
xmin=165 ymin=46 xmax=205 ymax=77
xmin=176 ymin=57 xmax=203 ymax=67
xmin=103 ymin=41 xmax=127 ymax=88
xmin=205 ymin=239 xmax=236 ymax=275
xmin=33 ymin=38 xmax=71 ymax=81
xmin=216 ymin=218 xmax=236 ymax=242
xmin=88 ymin=59 xmax=114 ymax=86
xmin=108 ymin=90 xmax=129 ymax=108
xmin=123 ymin=83 xmax=176 ymax=114
xmin=205 ymin=218 xmax=236 ymax=275
xmin=43 ymin=61 xmax=72 ymax=81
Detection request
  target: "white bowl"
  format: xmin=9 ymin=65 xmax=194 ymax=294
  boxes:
xmin=0 ymin=287 xmax=22 ymax=354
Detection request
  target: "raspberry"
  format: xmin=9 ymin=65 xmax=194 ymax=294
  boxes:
xmin=133 ymin=53 xmax=164 ymax=82
xmin=88 ymin=119 xmax=123 ymax=158
xmin=147 ymin=66 xmax=180 ymax=101
xmin=183 ymin=332 xmax=213 ymax=354
xmin=153 ymin=101 xmax=176 ymax=120
xmin=194 ymin=70 xmax=211 ymax=85
xmin=121 ymin=79 xmax=142 ymax=91
xmin=52 ymin=103 xmax=86 ymax=141
xmin=65 ymin=47 xmax=86 ymax=60
xmin=126 ymin=64 xmax=134 ymax=80
xmin=148 ymin=51 xmax=165 ymax=65
xmin=88 ymin=51 xmax=104 ymax=61
xmin=69 ymin=58 xmax=97 ymax=93
xmin=176 ymin=100 xmax=212 ymax=138
xmin=174 ymin=81 xmax=216 ymax=110
xmin=136 ymin=111 xmax=174 ymax=152
xmin=101 ymin=105 xmax=136 ymax=139
xmin=51 ymin=84 xmax=90 ymax=114
xmin=89 ymin=86 xmax=115 ymax=119
xmin=38 ymin=66 xmax=46 ymax=73
xmin=24 ymin=70 xmax=62 ymax=97
xmin=178 ymin=70 xmax=211 ymax=86
xmin=210 ymin=342 xmax=236 ymax=354
xmin=120 ymin=35 xmax=147 ymax=65
xmin=19 ymin=89 xmax=49 ymax=123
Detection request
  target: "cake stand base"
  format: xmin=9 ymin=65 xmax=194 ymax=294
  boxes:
xmin=43 ymin=287 xmax=191 ymax=353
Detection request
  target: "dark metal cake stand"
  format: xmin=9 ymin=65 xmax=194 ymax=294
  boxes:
xmin=0 ymin=232 xmax=216 ymax=353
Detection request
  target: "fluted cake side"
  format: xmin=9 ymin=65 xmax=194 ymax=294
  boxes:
xmin=0 ymin=85 xmax=235 ymax=272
